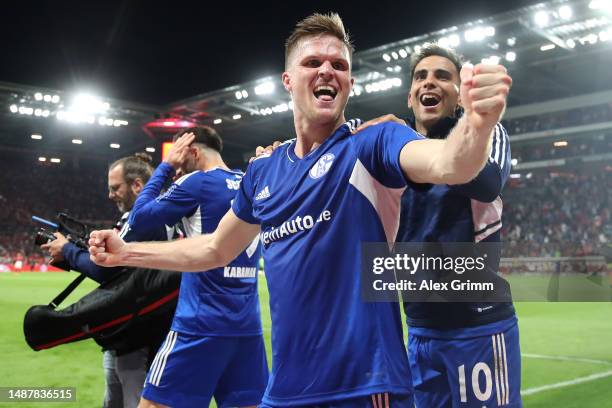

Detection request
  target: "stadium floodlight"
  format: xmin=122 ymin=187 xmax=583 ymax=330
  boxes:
xmin=34 ymin=92 xmax=43 ymax=101
xmin=398 ymin=49 xmax=408 ymax=58
xmin=509 ymin=173 xmax=521 ymax=179
xmin=554 ymin=140 xmax=568 ymax=147
xmin=540 ymin=43 xmax=556 ymax=51
xmin=51 ymin=95 xmax=60 ymax=103
xmin=600 ymin=29 xmax=611 ymax=41
xmin=566 ymin=38 xmax=576 ymax=48
xmin=110 ymin=143 xmax=120 ymax=149
xmin=587 ymin=33 xmax=599 ymax=44
xmin=559 ymin=5 xmax=572 ymax=20
xmin=43 ymin=94 xmax=52 ymax=102
xmin=505 ymin=51 xmax=517 ymax=62
xmin=71 ymin=93 xmax=109 ymax=114
xmin=50 ymin=158 xmax=61 ymax=163
xmin=232 ymin=113 xmax=242 ymax=120
xmin=511 ymin=158 xmax=518 ymax=166
xmin=288 ymin=101 xmax=294 ymax=110
xmin=534 ymin=10 xmax=549 ymax=27
xmin=353 ymin=84 xmax=363 ymax=96
xmin=72 ymin=139 xmax=83 ymax=144
xmin=485 ymin=26 xmax=495 ymax=37
xmin=391 ymin=51 xmax=399 ymax=60
xmin=31 ymin=134 xmax=42 ymax=140
xmin=235 ymin=91 xmax=243 ymax=100
xmin=448 ymin=34 xmax=461 ymax=47
xmin=241 ymin=90 xmax=248 ymax=98
xmin=38 ymin=157 xmax=46 ymax=162
xmin=163 ymin=121 xmax=176 ymax=126
xmin=254 ymin=81 xmax=275 ymax=95
xmin=464 ymin=27 xmax=486 ymax=42
xmin=213 ymin=118 xmax=222 ymax=124
xmin=589 ymin=0 xmax=612 ymax=12
xmin=34 ymin=109 xmax=42 ymax=116
xmin=438 ymin=36 xmax=450 ymax=48
xmin=146 ymin=147 xmax=156 ymax=152
xmin=382 ymin=53 xmax=391 ymax=62
xmin=507 ymin=37 xmax=516 ymax=46
xmin=41 ymin=110 xmax=50 ymax=117
xmin=9 ymin=104 xmax=18 ymax=113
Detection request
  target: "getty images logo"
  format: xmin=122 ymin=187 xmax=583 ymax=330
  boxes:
xmin=309 ymin=153 xmax=335 ymax=179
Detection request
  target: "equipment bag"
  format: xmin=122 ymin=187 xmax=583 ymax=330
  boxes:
xmin=23 ymin=268 xmax=180 ymax=355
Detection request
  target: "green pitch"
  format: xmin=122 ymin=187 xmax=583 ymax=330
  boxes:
xmin=0 ymin=273 xmax=611 ymax=407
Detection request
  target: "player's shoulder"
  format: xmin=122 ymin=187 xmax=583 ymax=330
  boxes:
xmin=174 ymin=170 xmax=205 ymax=186
xmin=248 ymin=139 xmax=295 ymax=172
xmin=349 ymin=121 xmax=420 ymax=149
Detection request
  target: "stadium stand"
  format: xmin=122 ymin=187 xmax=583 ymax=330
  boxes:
xmin=0 ymin=153 xmax=116 ymax=271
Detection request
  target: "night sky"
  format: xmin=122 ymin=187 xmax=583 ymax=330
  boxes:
xmin=2 ymin=0 xmax=538 ymax=105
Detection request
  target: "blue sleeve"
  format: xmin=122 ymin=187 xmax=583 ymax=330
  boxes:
xmin=450 ymin=123 xmax=511 ymax=202
xmin=231 ymin=162 xmax=259 ymax=224
xmin=61 ymin=242 xmax=122 ymax=283
xmin=353 ymin=122 xmax=425 ymax=188
xmin=125 ymin=163 xmax=198 ymax=241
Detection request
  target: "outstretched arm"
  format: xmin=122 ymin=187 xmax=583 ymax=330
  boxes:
xmin=400 ymin=64 xmax=511 ymax=185
xmin=89 ymin=209 xmax=260 ymax=272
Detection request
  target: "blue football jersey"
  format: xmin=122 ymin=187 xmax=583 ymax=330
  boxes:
xmin=126 ymin=163 xmax=262 ymax=337
xmin=232 ymin=120 xmax=422 ymax=405
xmin=398 ymin=122 xmax=516 ymax=331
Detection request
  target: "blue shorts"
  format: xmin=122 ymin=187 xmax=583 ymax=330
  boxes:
xmin=260 ymin=392 xmax=414 ymax=408
xmin=142 ymin=330 xmax=269 ymax=408
xmin=408 ymin=319 xmax=522 ymax=407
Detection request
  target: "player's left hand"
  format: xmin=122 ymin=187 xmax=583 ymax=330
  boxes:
xmin=460 ymin=63 xmax=512 ymax=138
xmin=353 ymin=114 xmax=407 ymax=134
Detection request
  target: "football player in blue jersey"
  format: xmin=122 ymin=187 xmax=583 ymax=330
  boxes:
xmin=121 ymin=126 xmax=268 ymax=408
xmin=88 ymin=13 xmax=511 ymax=408
xmin=356 ymin=44 xmax=521 ymax=407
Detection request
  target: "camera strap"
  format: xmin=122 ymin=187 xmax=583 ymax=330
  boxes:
xmin=49 ymin=274 xmax=87 ymax=309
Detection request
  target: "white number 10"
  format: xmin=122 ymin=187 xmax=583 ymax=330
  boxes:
xmin=458 ymin=363 xmax=493 ymax=402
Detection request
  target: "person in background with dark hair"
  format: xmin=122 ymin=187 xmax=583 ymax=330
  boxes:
xmin=356 ymin=43 xmax=520 ymax=407
xmin=123 ymin=126 xmax=267 ymax=408
xmin=41 ymin=153 xmax=172 ymax=408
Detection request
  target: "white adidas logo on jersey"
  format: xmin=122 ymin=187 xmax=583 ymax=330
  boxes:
xmin=255 ymin=186 xmax=271 ymax=201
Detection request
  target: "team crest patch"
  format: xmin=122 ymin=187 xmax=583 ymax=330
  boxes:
xmin=309 ymin=153 xmax=335 ymax=179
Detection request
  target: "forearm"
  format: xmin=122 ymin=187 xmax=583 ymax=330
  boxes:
xmin=434 ymin=116 xmax=492 ymax=185
xmin=118 ymin=234 xmax=225 ymax=272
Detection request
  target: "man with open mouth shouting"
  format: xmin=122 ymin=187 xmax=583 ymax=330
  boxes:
xmin=88 ymin=13 xmax=511 ymax=408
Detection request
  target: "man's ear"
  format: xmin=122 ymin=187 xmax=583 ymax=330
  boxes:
xmin=282 ymin=72 xmax=291 ymax=93
xmin=131 ymin=178 xmax=144 ymax=195
xmin=455 ymin=83 xmax=463 ymax=108
xmin=407 ymin=92 xmax=413 ymax=109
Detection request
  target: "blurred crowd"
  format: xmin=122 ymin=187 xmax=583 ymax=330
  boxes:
xmin=501 ymin=102 xmax=612 ymax=135
xmin=501 ymin=168 xmax=611 ymax=258
xmin=1 ymin=106 xmax=611 ymax=269
xmin=0 ymin=156 xmax=116 ymax=270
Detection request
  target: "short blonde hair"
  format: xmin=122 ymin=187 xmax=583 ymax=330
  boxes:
xmin=285 ymin=12 xmax=354 ymax=69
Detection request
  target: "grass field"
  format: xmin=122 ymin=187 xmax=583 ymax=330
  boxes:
xmin=1 ymin=272 xmax=611 ymax=407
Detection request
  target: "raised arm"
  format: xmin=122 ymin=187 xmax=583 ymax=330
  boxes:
xmin=89 ymin=208 xmax=260 ymax=272
xmin=400 ymin=63 xmax=511 ymax=185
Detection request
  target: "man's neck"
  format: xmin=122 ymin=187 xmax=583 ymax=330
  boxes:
xmin=293 ymin=114 xmax=346 ymax=158
xmin=415 ymin=121 xmax=429 ymax=136
xmin=199 ymin=154 xmax=229 ymax=172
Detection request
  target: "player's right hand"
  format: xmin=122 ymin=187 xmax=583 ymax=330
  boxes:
xmin=88 ymin=229 xmax=127 ymax=267
xmin=165 ymin=132 xmax=196 ymax=170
